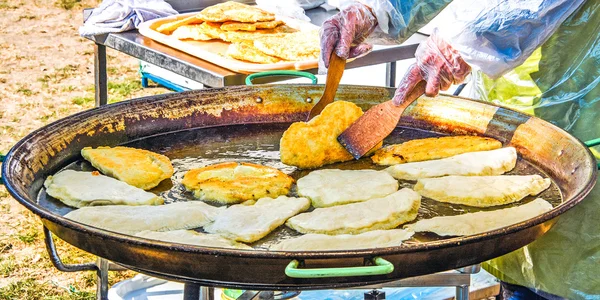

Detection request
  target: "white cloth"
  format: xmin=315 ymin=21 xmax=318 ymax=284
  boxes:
xmin=79 ymin=0 xmax=177 ymax=37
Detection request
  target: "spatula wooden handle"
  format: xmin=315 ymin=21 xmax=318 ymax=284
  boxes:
xmin=307 ymin=53 xmax=346 ymax=121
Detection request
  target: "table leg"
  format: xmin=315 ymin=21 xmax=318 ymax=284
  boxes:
xmin=96 ymin=258 xmax=109 ymax=300
xmin=183 ymin=283 xmax=200 ymax=300
xmin=456 ymin=284 xmax=470 ymax=300
xmin=94 ymin=43 xmax=108 ymax=107
xmin=199 ymin=286 xmax=214 ymax=300
xmin=385 ymin=62 xmax=396 ymax=88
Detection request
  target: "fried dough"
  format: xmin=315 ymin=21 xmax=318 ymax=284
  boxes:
xmin=172 ymin=24 xmax=214 ymax=41
xmin=254 ymin=31 xmax=319 ymax=61
xmin=280 ymin=101 xmax=382 ymax=169
xmin=385 ymin=147 xmax=517 ymax=180
xmin=286 ymin=189 xmax=421 ymax=235
xmin=136 ymin=230 xmax=252 ymax=249
xmin=181 ymin=162 xmax=294 ymax=204
xmin=197 ymin=1 xmax=275 ymax=23
xmin=221 ymin=20 xmax=283 ymax=31
xmin=297 ymin=169 xmax=398 ymax=208
xmin=44 ymin=170 xmax=163 ymax=208
xmin=372 ymin=136 xmax=502 ymax=166
xmin=65 ymin=201 xmax=223 ymax=234
xmin=157 ymin=15 xmax=203 ymax=34
xmin=271 ymin=229 xmax=414 ymax=251
xmin=220 ymin=25 xmax=295 ymax=43
xmin=414 ymin=175 xmax=552 ymax=207
xmin=205 ymin=196 xmax=310 ymax=243
xmin=406 ymin=198 xmax=553 ymax=236
xmin=226 ymin=42 xmax=281 ymax=64
xmin=81 ymin=146 xmax=173 ymax=190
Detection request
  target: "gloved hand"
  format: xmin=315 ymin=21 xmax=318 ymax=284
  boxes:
xmin=319 ymin=2 xmax=378 ymax=69
xmin=392 ymin=30 xmax=471 ymax=105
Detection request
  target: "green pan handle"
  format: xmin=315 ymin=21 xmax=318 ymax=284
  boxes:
xmin=245 ymin=70 xmax=317 ymax=86
xmin=584 ymin=138 xmax=600 ymax=169
xmin=285 ymin=257 xmax=393 ymax=278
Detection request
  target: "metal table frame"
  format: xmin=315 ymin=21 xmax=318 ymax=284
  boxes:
xmin=84 ymin=7 xmax=426 ymax=106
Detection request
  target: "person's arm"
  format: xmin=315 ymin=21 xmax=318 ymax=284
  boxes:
xmin=392 ymin=0 xmax=586 ymax=104
xmin=319 ymin=0 xmax=450 ymax=70
xmin=359 ymin=0 xmax=452 ymax=44
xmin=438 ymin=0 xmax=586 ymax=79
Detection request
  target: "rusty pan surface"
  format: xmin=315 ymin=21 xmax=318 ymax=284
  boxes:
xmin=2 ymin=85 xmax=596 ymax=289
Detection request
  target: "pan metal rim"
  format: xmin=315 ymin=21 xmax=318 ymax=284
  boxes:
xmin=2 ymin=85 xmax=597 ymax=259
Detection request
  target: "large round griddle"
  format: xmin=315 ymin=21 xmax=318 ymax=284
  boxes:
xmin=2 ymin=85 xmax=596 ymax=290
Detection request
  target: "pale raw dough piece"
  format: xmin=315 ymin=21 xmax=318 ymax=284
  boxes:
xmin=385 ymin=147 xmax=517 ymax=180
xmin=297 ymin=169 xmax=399 ymax=208
xmin=406 ymin=198 xmax=553 ymax=236
xmin=271 ymin=229 xmax=414 ymax=251
xmin=414 ymin=175 xmax=551 ymax=207
xmin=64 ymin=201 xmax=224 ymax=235
xmin=204 ymin=196 xmax=310 ymax=243
xmin=286 ymin=188 xmax=421 ymax=235
xmin=136 ymin=230 xmax=252 ymax=249
xmin=44 ymin=170 xmax=163 ymax=208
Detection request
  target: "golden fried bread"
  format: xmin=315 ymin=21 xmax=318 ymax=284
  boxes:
xmin=181 ymin=162 xmax=294 ymax=204
xmin=221 ymin=20 xmax=284 ymax=31
xmin=172 ymin=24 xmax=214 ymax=41
xmin=220 ymin=26 xmax=295 ymax=43
xmin=280 ymin=101 xmax=383 ymax=169
xmin=226 ymin=42 xmax=281 ymax=64
xmin=197 ymin=1 xmax=275 ymax=23
xmin=253 ymin=30 xmax=319 ymax=61
xmin=157 ymin=15 xmax=203 ymax=34
xmin=372 ymin=136 xmax=502 ymax=166
xmin=81 ymin=146 xmax=174 ymax=190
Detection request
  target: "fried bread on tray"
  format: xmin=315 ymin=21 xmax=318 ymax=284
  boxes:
xmin=172 ymin=24 xmax=214 ymax=41
xmin=226 ymin=42 xmax=281 ymax=63
xmin=221 ymin=20 xmax=283 ymax=31
xmin=196 ymin=1 xmax=275 ymax=23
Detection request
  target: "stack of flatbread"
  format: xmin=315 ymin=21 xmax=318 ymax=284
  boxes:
xmin=156 ymin=1 xmax=319 ymax=64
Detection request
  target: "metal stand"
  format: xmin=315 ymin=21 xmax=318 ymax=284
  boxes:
xmin=385 ymin=62 xmax=396 ymax=88
xmin=94 ymin=43 xmax=108 ymax=106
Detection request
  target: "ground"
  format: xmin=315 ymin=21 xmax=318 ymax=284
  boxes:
xmin=0 ymin=0 xmax=170 ymax=298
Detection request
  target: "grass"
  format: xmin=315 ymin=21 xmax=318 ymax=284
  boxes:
xmin=16 ymin=228 xmax=38 ymax=244
xmin=16 ymin=86 xmax=33 ymax=96
xmin=55 ymin=0 xmax=81 ymax=10
xmin=0 ymin=256 xmax=16 ymax=276
xmin=0 ymin=0 xmax=21 ymax=9
xmin=17 ymin=15 xmax=36 ymax=21
xmin=71 ymin=96 xmax=94 ymax=105
xmin=0 ymin=278 xmax=95 ymax=300
xmin=38 ymin=64 xmax=80 ymax=86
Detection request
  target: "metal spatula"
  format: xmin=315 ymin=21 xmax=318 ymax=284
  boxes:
xmin=306 ymin=53 xmax=346 ymax=121
xmin=338 ymin=80 xmax=426 ymax=159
